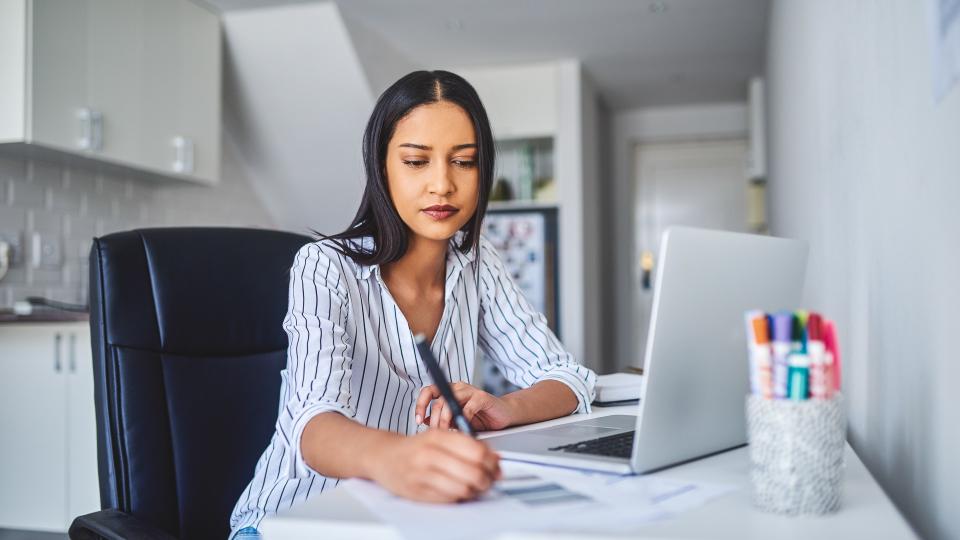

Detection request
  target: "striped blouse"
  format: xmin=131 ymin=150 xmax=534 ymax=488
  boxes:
xmin=229 ymin=232 xmax=597 ymax=536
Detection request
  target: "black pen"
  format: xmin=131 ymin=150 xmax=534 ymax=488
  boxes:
xmin=414 ymin=333 xmax=475 ymax=437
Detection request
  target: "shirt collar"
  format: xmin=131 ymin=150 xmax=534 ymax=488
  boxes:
xmin=354 ymin=230 xmax=476 ymax=280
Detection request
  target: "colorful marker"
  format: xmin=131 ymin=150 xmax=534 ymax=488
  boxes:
xmin=787 ymin=353 xmax=810 ymax=400
xmin=823 ymin=320 xmax=842 ymax=394
xmin=771 ymin=313 xmax=793 ymax=399
xmin=806 ymin=313 xmax=828 ymax=399
xmin=745 ymin=310 xmax=773 ymax=398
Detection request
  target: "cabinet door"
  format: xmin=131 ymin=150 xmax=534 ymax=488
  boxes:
xmin=85 ymin=0 xmax=144 ymax=166
xmin=30 ymin=0 xmax=88 ymax=152
xmin=174 ymin=0 xmax=221 ymax=183
xmin=0 ymin=326 xmax=68 ymax=532
xmin=140 ymin=0 xmax=220 ymax=182
xmin=65 ymin=327 xmax=99 ymax=526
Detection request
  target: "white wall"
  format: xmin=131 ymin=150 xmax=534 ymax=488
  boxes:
xmin=452 ymin=60 xmax=603 ymax=371
xmin=767 ymin=1 xmax=960 ymax=538
xmin=608 ymin=102 xmax=748 ymax=372
xmin=222 ymin=2 xmax=372 ymax=235
xmin=578 ymin=67 xmax=605 ymax=373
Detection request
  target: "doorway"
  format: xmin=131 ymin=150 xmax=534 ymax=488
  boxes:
xmin=633 ymin=138 xmax=752 ymax=364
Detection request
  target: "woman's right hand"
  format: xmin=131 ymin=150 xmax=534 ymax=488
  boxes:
xmin=368 ymin=429 xmax=501 ymax=503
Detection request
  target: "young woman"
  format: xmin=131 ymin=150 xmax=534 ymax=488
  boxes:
xmin=229 ymin=70 xmax=596 ymax=538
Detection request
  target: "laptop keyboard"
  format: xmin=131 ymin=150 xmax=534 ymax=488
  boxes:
xmin=549 ymin=430 xmax=635 ymax=459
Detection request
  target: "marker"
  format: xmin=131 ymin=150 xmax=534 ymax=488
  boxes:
xmin=771 ymin=313 xmax=793 ymax=399
xmin=823 ymin=320 xmax=842 ymax=395
xmin=414 ymin=334 xmax=475 ymax=437
xmin=745 ymin=311 xmax=773 ymax=398
xmin=791 ymin=311 xmax=807 ymax=354
xmin=806 ymin=313 xmax=828 ymax=399
xmin=787 ymin=353 xmax=810 ymax=400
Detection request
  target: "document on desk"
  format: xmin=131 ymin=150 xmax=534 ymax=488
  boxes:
xmin=342 ymin=461 xmax=736 ymax=539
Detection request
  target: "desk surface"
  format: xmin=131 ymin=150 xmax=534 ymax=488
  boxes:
xmin=261 ymin=405 xmax=917 ymax=539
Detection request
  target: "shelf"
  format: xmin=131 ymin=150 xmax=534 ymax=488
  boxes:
xmin=487 ymin=200 xmax=560 ymax=211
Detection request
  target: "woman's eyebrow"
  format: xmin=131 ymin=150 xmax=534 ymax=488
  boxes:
xmin=397 ymin=143 xmax=477 ymax=151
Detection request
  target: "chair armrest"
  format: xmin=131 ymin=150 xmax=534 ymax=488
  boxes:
xmin=69 ymin=509 xmax=177 ymax=540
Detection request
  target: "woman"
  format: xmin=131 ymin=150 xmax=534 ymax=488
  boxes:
xmin=229 ymin=70 xmax=596 ymax=538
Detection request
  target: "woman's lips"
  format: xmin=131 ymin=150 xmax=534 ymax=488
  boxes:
xmin=422 ymin=205 xmax=459 ymax=221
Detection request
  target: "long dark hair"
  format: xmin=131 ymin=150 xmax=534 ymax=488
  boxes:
xmin=320 ymin=70 xmax=495 ymax=266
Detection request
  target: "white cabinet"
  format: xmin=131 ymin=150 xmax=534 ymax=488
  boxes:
xmin=0 ymin=323 xmax=99 ymax=533
xmin=0 ymin=0 xmax=221 ymax=184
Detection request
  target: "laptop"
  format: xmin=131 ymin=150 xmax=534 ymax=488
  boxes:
xmin=484 ymin=227 xmax=808 ymax=474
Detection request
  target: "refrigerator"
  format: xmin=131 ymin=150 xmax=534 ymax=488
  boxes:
xmin=479 ymin=206 xmax=559 ymax=395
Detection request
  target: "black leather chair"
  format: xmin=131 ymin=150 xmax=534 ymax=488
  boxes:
xmin=70 ymin=227 xmax=311 ymax=540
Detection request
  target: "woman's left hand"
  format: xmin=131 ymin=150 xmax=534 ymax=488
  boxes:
xmin=415 ymin=382 xmax=515 ymax=432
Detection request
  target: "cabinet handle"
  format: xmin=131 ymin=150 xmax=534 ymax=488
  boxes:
xmin=91 ymin=110 xmax=104 ymax=151
xmin=78 ymin=108 xmax=103 ymax=152
xmin=172 ymin=136 xmax=194 ymax=174
xmin=78 ymin=109 xmax=92 ymax=150
xmin=69 ymin=333 xmax=77 ymax=373
xmin=54 ymin=333 xmax=62 ymax=373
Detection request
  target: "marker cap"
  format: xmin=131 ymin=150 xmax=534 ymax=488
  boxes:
xmin=772 ymin=313 xmax=793 ymax=342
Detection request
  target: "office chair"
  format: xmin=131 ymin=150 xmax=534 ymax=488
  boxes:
xmin=69 ymin=227 xmax=311 ymax=540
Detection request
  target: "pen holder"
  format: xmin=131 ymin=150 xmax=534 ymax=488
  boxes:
xmin=746 ymin=393 xmax=846 ymax=515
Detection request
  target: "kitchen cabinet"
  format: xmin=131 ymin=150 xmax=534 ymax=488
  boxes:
xmin=0 ymin=322 xmax=99 ymax=533
xmin=0 ymin=0 xmax=221 ymax=183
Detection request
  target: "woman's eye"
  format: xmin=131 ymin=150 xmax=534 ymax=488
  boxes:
xmin=403 ymin=160 xmax=427 ymax=168
xmin=453 ymin=160 xmax=476 ymax=168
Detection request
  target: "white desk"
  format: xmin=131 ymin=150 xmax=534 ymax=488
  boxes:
xmin=261 ymin=405 xmax=917 ymax=539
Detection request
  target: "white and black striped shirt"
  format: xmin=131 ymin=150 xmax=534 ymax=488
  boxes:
xmin=229 ymin=233 xmax=597 ymax=536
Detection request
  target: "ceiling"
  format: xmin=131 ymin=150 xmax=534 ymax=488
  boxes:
xmin=205 ymin=0 xmax=769 ymax=110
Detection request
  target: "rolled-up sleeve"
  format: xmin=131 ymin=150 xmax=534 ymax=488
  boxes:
xmin=476 ymin=239 xmax=596 ymax=414
xmin=276 ymin=243 xmax=354 ymax=478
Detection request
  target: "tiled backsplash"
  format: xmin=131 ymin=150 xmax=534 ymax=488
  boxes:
xmin=0 ymin=154 xmax=274 ymax=308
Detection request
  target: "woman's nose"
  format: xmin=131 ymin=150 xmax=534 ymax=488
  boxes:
xmin=428 ymin=162 xmax=454 ymax=195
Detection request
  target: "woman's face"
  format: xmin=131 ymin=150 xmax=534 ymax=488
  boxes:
xmin=385 ymin=100 xmax=479 ymax=244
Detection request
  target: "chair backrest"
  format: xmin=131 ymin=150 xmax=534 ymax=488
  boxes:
xmin=88 ymin=227 xmax=311 ymax=539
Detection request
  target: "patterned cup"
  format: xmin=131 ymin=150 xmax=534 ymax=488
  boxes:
xmin=746 ymin=394 xmax=846 ymax=514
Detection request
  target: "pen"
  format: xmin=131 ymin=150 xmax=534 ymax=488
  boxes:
xmin=414 ymin=333 xmax=475 ymax=437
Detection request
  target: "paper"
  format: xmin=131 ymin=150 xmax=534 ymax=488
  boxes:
xmin=342 ymin=461 xmax=735 ymax=540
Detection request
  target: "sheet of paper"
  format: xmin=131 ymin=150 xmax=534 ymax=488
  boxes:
xmin=342 ymin=461 xmax=736 ymax=539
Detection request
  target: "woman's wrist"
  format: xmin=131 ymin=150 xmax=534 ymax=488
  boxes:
xmin=499 ymin=393 xmax=526 ymax=427
xmin=500 ymin=380 xmax=579 ymax=427
xmin=359 ymin=429 xmax=405 ymax=481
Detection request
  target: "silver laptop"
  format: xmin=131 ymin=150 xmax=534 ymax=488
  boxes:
xmin=484 ymin=227 xmax=808 ymax=474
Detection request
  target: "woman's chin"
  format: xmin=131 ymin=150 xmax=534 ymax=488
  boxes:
xmin=411 ymin=220 xmax=466 ymax=242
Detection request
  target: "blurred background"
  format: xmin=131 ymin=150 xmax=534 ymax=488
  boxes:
xmin=0 ymin=0 xmax=958 ymax=539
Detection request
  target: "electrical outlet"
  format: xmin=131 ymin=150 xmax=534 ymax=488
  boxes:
xmin=0 ymin=231 xmax=24 ymax=267
xmin=29 ymin=231 xmax=62 ymax=269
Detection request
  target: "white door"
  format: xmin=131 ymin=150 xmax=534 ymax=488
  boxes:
xmin=0 ymin=325 xmax=68 ymax=531
xmin=66 ymin=326 xmax=100 ymax=526
xmin=140 ymin=0 xmax=221 ymax=182
xmin=633 ymin=139 xmax=751 ymax=364
xmin=85 ymin=0 xmax=144 ymax=166
xmin=30 ymin=0 xmax=89 ymax=152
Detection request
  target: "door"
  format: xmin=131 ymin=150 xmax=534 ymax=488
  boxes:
xmin=0 ymin=325 xmax=68 ymax=531
xmin=66 ymin=326 xmax=99 ymax=526
xmin=140 ymin=0 xmax=220 ymax=181
xmin=85 ymin=0 xmax=144 ymax=165
xmin=30 ymin=0 xmax=89 ymax=152
xmin=634 ymin=139 xmax=751 ymax=364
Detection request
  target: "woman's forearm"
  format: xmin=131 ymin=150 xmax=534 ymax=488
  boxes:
xmin=300 ymin=412 xmax=400 ymax=480
xmin=501 ymin=379 xmax=579 ymax=427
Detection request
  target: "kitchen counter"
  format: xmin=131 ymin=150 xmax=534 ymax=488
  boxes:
xmin=0 ymin=309 xmax=89 ymax=324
